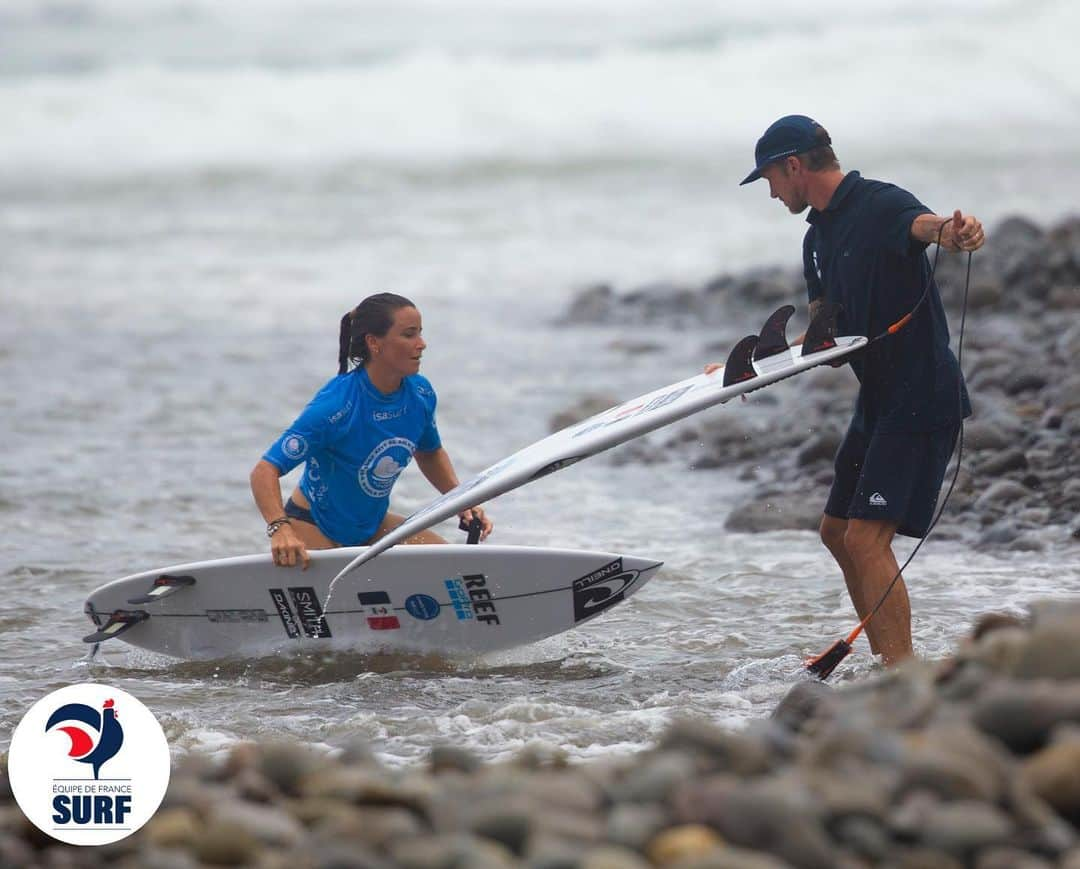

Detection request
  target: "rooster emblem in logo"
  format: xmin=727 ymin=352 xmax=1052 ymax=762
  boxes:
xmin=45 ymin=699 xmax=125 ymax=779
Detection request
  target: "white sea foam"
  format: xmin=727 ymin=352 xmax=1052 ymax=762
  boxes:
xmin=1 ymin=0 xmax=1076 ymax=178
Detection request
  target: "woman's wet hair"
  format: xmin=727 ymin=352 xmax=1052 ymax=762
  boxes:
xmin=337 ymin=293 xmax=416 ymax=374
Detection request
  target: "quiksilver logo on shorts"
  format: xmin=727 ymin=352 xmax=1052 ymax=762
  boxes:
xmin=869 ymin=492 xmax=888 ymax=507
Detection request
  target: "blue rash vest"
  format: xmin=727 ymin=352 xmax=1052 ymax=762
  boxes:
xmin=262 ymin=368 xmax=441 ymax=545
xmin=803 ymin=171 xmax=972 ymax=434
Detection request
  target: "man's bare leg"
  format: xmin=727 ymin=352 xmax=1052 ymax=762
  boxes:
xmin=819 ymin=514 xmax=881 ymax=655
xmin=842 ymin=518 xmax=912 ymax=665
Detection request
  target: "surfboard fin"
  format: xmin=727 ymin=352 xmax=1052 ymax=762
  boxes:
xmin=801 ymin=301 xmax=843 ymax=356
xmin=753 ymin=305 xmax=796 ymax=361
xmin=721 ymin=335 xmax=759 ymax=387
xmin=82 ymin=609 xmax=150 ymax=644
xmin=127 ymin=573 xmax=196 ymax=604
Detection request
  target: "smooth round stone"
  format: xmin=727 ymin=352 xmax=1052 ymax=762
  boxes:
xmin=193 ymin=820 xmax=262 ymax=866
xmin=646 ymin=824 xmax=724 ymax=866
xmin=580 ymin=845 xmax=652 ymax=869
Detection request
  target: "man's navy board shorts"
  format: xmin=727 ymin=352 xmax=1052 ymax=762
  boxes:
xmin=824 ymin=419 xmax=960 ymax=538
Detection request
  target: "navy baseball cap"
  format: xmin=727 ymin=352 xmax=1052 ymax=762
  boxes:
xmin=739 ymin=115 xmax=829 ymax=185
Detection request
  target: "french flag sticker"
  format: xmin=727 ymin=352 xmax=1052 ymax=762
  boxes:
xmin=358 ymin=591 xmax=400 ymax=630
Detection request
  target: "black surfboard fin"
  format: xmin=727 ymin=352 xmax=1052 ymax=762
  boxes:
xmin=801 ymin=301 xmax=843 ymax=356
xmin=753 ymin=305 xmax=796 ymax=361
xmin=127 ymin=573 xmax=196 ymax=604
xmin=722 ymin=335 xmax=760 ymax=387
xmin=83 ymin=609 xmax=150 ymax=644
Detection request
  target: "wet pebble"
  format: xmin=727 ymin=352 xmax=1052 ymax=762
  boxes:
xmin=919 ymin=800 xmax=1015 ymax=856
xmin=11 ymin=607 xmax=1080 ymax=868
xmin=975 ymin=479 xmax=1032 ymax=510
xmin=1021 ymin=740 xmax=1080 ymax=826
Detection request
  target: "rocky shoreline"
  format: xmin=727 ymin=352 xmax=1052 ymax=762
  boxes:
xmin=2 ymin=215 xmax=1076 ymax=868
xmin=7 ymin=603 xmax=1080 ymax=867
xmin=558 ymin=215 xmax=1079 ymax=549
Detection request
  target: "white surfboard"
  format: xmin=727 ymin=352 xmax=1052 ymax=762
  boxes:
xmin=83 ymin=545 xmax=663 ymax=660
xmin=332 ymin=304 xmax=865 ymax=581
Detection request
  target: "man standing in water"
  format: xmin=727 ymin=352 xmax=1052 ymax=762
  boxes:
xmin=738 ymin=115 xmax=984 ymax=665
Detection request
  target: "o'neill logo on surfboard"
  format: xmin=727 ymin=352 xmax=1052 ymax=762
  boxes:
xmin=7 ymin=684 xmax=170 ymax=846
xmin=572 ymin=559 xmax=640 ymax=623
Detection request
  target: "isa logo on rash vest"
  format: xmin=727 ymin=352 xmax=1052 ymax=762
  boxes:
xmin=358 ymin=437 xmax=415 ymax=498
xmin=7 ymin=684 xmax=170 ymax=846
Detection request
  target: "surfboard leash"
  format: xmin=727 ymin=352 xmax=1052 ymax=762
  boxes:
xmin=805 ymin=220 xmax=973 ymax=680
xmin=870 ymin=217 xmax=951 ymax=347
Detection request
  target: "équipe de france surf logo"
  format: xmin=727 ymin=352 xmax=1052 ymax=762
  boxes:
xmin=7 ymin=684 xmax=170 ymax=846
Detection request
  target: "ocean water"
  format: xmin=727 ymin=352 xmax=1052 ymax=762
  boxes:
xmin=2 ymin=0 xmax=1078 ymax=765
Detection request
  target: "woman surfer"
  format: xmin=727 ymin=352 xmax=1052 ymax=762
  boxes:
xmin=250 ymin=293 xmax=492 ymax=569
